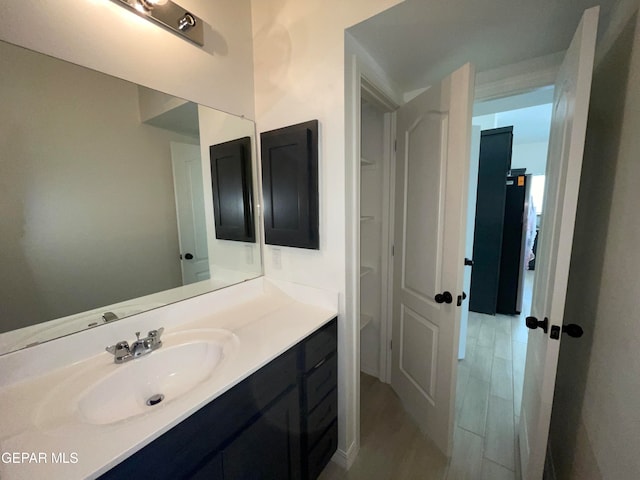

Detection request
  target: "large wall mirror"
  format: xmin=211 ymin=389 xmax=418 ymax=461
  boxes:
xmin=0 ymin=39 xmax=262 ymax=355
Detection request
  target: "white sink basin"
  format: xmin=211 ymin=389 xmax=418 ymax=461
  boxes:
xmin=78 ymin=340 xmax=223 ymax=425
xmin=35 ymin=328 xmax=238 ymax=430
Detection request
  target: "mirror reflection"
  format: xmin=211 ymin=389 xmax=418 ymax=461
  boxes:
xmin=0 ymin=40 xmax=262 ymax=355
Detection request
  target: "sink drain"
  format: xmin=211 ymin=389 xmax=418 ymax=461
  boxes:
xmin=146 ymin=394 xmax=165 ymax=406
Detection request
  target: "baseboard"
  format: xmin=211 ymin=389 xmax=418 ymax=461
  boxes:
xmin=331 ymin=440 xmax=359 ymax=469
xmin=359 ymin=365 xmax=379 ymax=378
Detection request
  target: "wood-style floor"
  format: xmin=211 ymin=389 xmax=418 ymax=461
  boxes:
xmin=320 ymin=274 xmax=532 ymax=480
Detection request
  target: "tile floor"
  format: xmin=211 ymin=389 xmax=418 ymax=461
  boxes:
xmin=319 ymin=273 xmax=533 ymax=480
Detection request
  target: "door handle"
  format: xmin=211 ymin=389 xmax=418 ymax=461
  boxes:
xmin=525 ymin=316 xmax=549 ymax=334
xmin=456 ymin=292 xmax=467 ymax=306
xmin=550 ymin=323 xmax=584 ymax=340
xmin=435 ymin=291 xmax=453 ymax=304
xmin=183 ymin=253 xmax=194 ymax=260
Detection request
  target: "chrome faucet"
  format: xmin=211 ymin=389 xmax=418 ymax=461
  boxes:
xmin=106 ymin=328 xmax=164 ymax=364
xmin=102 ymin=311 xmax=119 ymax=323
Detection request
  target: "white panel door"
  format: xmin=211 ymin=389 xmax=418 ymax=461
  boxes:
xmin=391 ymin=63 xmax=474 ymax=456
xmin=519 ymin=7 xmax=598 ymax=479
xmin=171 ymin=142 xmax=210 ymax=285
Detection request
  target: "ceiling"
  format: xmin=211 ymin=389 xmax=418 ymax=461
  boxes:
xmin=348 ymin=0 xmax=617 ymax=93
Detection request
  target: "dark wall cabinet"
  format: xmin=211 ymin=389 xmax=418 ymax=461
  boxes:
xmin=260 ymin=120 xmax=319 ymax=249
xmin=100 ymin=318 xmax=338 ymax=480
xmin=210 ymin=136 xmax=255 ymax=243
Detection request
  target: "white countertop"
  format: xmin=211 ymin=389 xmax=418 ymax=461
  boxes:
xmin=0 ymin=278 xmax=337 ymax=479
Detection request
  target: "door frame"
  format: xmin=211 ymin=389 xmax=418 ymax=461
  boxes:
xmin=345 ymin=42 xmax=562 ymax=467
xmin=345 ymin=44 xmax=402 ymax=467
xmin=361 ymin=77 xmax=397 ymax=384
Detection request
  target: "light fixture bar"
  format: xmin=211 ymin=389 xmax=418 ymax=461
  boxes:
xmin=113 ymin=0 xmax=204 ymax=46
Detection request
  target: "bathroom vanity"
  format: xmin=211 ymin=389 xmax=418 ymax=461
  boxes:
xmin=101 ymin=318 xmax=337 ymax=480
xmin=0 ymin=279 xmax=338 ymax=480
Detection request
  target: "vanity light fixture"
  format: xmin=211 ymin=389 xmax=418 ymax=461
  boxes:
xmin=113 ymin=0 xmax=204 ymax=46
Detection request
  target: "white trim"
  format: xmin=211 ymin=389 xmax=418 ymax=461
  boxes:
xmin=330 ymin=439 xmax=359 ymax=469
xmin=360 ymin=364 xmax=379 ymax=378
xmin=379 ymin=110 xmax=397 ymax=384
xmin=475 ymin=52 xmax=563 ymax=102
xmin=344 ymin=48 xmax=362 ymax=470
xmin=362 ymin=77 xmax=398 ymax=112
xmin=345 ymin=32 xmax=403 ymax=471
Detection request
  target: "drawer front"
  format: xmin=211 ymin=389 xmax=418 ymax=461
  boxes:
xmin=306 ymin=387 xmax=337 ymax=450
xmin=306 ymin=420 xmax=338 ymax=480
xmin=305 ymin=353 xmax=337 ymax=411
xmin=303 ymin=319 xmax=337 ymax=372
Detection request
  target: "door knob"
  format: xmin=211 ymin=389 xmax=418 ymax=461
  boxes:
xmin=184 ymin=253 xmax=194 ymax=260
xmin=525 ymin=316 xmax=548 ymax=334
xmin=563 ymin=324 xmax=584 ymax=338
xmin=550 ymin=323 xmax=584 ymax=339
xmin=435 ymin=291 xmax=453 ymax=304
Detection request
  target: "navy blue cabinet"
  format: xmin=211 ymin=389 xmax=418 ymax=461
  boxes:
xmin=100 ymin=318 xmax=337 ymax=480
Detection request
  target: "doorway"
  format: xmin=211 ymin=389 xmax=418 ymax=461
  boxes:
xmin=358 ymin=79 xmax=396 ymax=383
xmin=452 ymin=92 xmax=553 ymax=476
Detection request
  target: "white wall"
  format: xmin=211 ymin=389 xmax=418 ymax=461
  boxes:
xmin=0 ymin=40 xmax=198 ymax=333
xmin=0 ymin=0 xmax=255 ymax=119
xmin=511 ymin=141 xmax=548 ymax=175
xmin=251 ymin=0 xmax=403 ymax=466
xmin=549 ymin=4 xmax=640 ymax=479
xmin=472 ymin=114 xmax=549 ymax=175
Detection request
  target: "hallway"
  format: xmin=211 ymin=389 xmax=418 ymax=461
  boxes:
xmin=320 ymin=274 xmax=532 ymax=479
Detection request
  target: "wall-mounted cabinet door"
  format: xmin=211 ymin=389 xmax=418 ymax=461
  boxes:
xmin=209 ymin=136 xmax=255 ymax=243
xmin=260 ymin=120 xmax=319 ymax=249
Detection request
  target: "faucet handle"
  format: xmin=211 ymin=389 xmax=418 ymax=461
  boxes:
xmin=106 ymin=341 xmax=131 ymax=363
xmin=135 ymin=331 xmax=141 ymax=341
xmin=106 ymin=341 xmax=129 ymax=354
xmin=148 ymin=327 xmax=164 ymax=349
xmin=148 ymin=327 xmax=164 ymax=338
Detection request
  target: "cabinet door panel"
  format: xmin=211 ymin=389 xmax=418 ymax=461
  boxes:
xmin=191 ymin=453 xmax=223 ymax=480
xmin=306 ymin=421 xmax=338 ymax=480
xmin=209 ymin=136 xmax=255 ymax=242
xmin=223 ymin=387 xmax=301 ymax=480
xmin=260 ymin=120 xmax=319 ymax=249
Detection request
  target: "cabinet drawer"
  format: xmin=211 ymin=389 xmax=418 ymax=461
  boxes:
xmin=306 ymin=387 xmax=337 ymax=450
xmin=303 ymin=319 xmax=337 ymax=372
xmin=305 ymin=353 xmax=337 ymax=411
xmin=306 ymin=420 xmax=338 ymax=480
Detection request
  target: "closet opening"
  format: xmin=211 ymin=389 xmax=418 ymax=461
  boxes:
xmin=359 ymin=78 xmax=396 ymax=384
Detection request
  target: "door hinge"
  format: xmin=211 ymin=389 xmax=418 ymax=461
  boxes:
xmin=394 ymin=139 xmax=397 ymax=152
xmin=390 ymin=340 xmax=393 ymax=350
xmin=392 ymin=245 xmax=395 ymax=256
